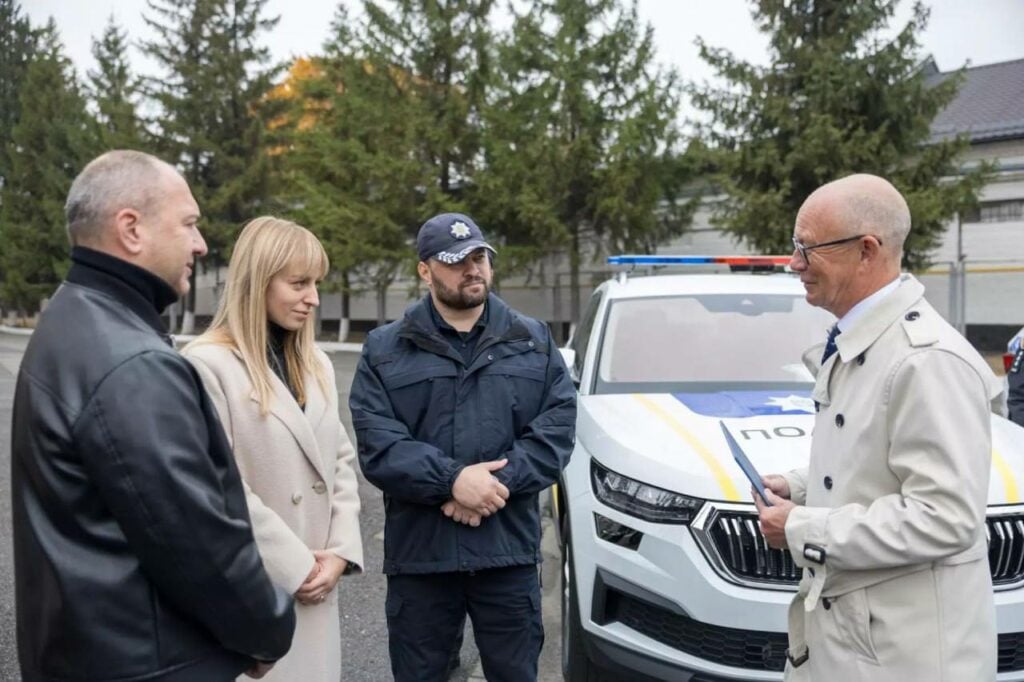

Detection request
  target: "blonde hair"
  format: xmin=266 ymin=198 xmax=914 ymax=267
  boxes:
xmin=187 ymin=216 xmax=330 ymax=414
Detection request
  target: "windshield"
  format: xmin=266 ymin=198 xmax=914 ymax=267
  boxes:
xmin=594 ymin=293 xmax=836 ymax=394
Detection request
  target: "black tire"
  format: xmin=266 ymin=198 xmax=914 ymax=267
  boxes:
xmin=561 ymin=522 xmax=600 ymax=682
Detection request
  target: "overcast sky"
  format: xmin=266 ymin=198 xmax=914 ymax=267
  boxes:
xmin=24 ymin=0 xmax=1024 ymax=90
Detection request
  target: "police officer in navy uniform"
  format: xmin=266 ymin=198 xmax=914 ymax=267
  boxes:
xmin=1009 ymin=340 xmax=1024 ymax=427
xmin=350 ymin=213 xmax=577 ymax=682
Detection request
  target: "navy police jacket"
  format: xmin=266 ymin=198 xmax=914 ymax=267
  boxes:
xmin=1009 ymin=348 xmax=1024 ymax=427
xmin=350 ymin=293 xmax=576 ymax=574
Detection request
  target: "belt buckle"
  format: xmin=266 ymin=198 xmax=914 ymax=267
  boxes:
xmin=786 ymin=647 xmax=809 ymax=667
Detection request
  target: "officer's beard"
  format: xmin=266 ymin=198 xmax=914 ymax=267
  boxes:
xmin=433 ymin=276 xmax=490 ymax=310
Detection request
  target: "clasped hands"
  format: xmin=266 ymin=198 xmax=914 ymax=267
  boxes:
xmin=441 ymin=459 xmax=510 ymax=527
xmin=249 ymin=553 xmax=347 ymax=677
xmin=295 ymin=549 xmax=348 ymax=606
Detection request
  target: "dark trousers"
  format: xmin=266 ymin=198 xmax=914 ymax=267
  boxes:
xmin=386 ymin=565 xmax=544 ymax=682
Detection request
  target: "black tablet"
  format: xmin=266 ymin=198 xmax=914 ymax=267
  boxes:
xmin=719 ymin=421 xmax=772 ymax=507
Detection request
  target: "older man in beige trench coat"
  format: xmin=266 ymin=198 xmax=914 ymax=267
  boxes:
xmin=756 ymin=174 xmax=1004 ymax=681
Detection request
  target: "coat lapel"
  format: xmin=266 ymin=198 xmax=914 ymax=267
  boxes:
xmin=813 ymin=275 xmax=925 ymax=409
xmin=237 ymin=349 xmax=328 ymax=481
xmin=835 ymin=274 xmax=923 ymax=363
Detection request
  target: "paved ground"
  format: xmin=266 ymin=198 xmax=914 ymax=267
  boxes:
xmin=0 ymin=332 xmax=563 ymax=681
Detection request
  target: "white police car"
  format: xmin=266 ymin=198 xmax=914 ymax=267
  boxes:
xmin=555 ymin=256 xmax=1024 ymax=681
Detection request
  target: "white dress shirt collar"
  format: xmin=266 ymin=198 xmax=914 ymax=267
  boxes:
xmin=836 ymin=276 xmax=901 ymax=333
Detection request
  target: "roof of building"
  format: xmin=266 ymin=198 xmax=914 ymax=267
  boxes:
xmin=926 ymin=56 xmax=1024 ymax=143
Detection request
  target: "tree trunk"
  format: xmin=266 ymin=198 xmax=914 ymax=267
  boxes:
xmin=337 ymin=270 xmax=351 ymax=342
xmin=181 ymin=309 xmax=195 ymax=335
xmin=569 ymin=224 xmax=581 ymax=324
xmin=375 ymin=279 xmax=387 ymax=328
xmin=167 ymin=299 xmax=179 ymax=334
xmin=180 ymin=267 xmax=197 ymax=334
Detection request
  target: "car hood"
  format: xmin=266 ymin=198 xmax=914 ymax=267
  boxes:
xmin=578 ymin=391 xmax=1024 ymax=506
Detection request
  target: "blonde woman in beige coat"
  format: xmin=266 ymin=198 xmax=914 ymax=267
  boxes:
xmin=184 ymin=217 xmax=363 ymax=682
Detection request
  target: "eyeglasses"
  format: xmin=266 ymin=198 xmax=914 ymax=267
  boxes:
xmin=791 ymin=234 xmax=881 ymax=263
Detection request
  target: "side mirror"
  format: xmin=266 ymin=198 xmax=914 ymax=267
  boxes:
xmin=559 ymin=347 xmax=580 ymax=387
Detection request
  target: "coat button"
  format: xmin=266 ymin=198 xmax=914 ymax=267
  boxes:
xmin=312 ymin=481 xmax=327 ymax=494
xmin=905 ymin=311 xmax=920 ymax=321
xmin=487 ymin=354 xmax=494 ymax=361
xmin=291 ymin=492 xmax=303 ymax=505
xmin=824 ymin=476 xmax=833 ymax=490
xmin=856 ymin=353 xmax=866 ymax=366
xmin=835 ymin=414 xmax=844 ymax=428
xmin=822 ymin=597 xmax=832 ymax=610
xmin=528 ymin=340 xmax=535 ymax=348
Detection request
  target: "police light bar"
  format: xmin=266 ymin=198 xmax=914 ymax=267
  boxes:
xmin=607 ymin=255 xmax=792 ymax=266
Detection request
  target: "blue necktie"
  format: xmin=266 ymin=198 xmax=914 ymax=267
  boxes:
xmin=821 ymin=325 xmax=841 ymax=364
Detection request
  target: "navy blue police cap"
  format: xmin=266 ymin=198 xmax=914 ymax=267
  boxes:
xmin=416 ymin=213 xmax=497 ymax=264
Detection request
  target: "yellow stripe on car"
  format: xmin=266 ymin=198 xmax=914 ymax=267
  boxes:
xmin=633 ymin=394 xmax=742 ymax=502
xmin=993 ymin=447 xmax=1020 ymax=504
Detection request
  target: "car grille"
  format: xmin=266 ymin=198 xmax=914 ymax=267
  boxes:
xmin=606 ymin=589 xmax=789 ymax=671
xmin=607 ymin=587 xmax=1024 ymax=673
xmin=700 ymin=508 xmax=1024 ymax=589
xmin=1000 ymin=632 xmax=1024 ymax=672
xmin=988 ymin=514 xmax=1024 ymax=584
xmin=707 ymin=511 xmax=801 ymax=585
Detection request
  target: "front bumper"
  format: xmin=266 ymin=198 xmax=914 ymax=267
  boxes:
xmin=566 ymin=477 xmax=1024 ymax=681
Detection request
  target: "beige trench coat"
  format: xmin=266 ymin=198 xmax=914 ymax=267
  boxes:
xmin=781 ymin=275 xmax=1002 ymax=682
xmin=185 ymin=343 xmax=364 ymax=682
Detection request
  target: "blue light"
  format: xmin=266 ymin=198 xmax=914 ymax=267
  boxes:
xmin=607 ymin=255 xmax=792 ymax=267
xmin=607 ymin=255 xmax=715 ymax=265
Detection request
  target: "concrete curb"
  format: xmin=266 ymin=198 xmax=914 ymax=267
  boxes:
xmin=172 ymin=334 xmax=364 ymax=354
xmin=1 ymin=326 xmax=364 ymax=353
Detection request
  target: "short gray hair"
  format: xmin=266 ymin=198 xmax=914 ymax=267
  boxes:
xmin=65 ymin=150 xmax=172 ymax=246
xmin=834 ymin=177 xmax=911 ymax=262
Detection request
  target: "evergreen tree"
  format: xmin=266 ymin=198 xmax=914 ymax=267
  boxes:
xmin=479 ymin=0 xmax=686 ymax=321
xmin=690 ymin=0 xmax=990 ymax=268
xmin=142 ymin=0 xmax=281 ymax=330
xmin=274 ymin=10 xmax=432 ymax=330
xmin=1 ymin=20 xmax=97 ymax=312
xmin=360 ymin=0 xmax=495 ymax=210
xmin=0 ymin=0 xmax=36 ymax=191
xmin=88 ymin=16 xmax=144 ymax=150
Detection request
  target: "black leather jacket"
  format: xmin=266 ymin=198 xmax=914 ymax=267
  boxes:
xmin=12 ymin=248 xmax=295 ymax=682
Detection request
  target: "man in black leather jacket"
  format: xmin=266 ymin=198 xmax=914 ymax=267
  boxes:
xmin=11 ymin=151 xmax=295 ymax=682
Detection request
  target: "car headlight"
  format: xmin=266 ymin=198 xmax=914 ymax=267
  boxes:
xmin=590 ymin=458 xmax=704 ymax=524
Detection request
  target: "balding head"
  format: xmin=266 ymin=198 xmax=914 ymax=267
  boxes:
xmin=65 ymin=150 xmax=179 ymax=247
xmin=791 ymin=174 xmax=909 ymax=318
xmin=800 ymin=173 xmax=911 ymax=265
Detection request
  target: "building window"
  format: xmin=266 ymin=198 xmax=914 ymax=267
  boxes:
xmin=964 ymin=200 xmax=1024 ymax=223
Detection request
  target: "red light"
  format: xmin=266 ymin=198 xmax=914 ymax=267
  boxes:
xmin=1005 ymin=353 xmax=1015 ymax=373
xmin=715 ymin=256 xmax=792 ymax=266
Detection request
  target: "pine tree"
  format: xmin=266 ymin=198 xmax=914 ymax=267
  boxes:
xmin=142 ymin=0 xmax=281 ymax=330
xmin=274 ymin=9 xmax=432 ymax=329
xmin=88 ymin=16 xmax=144 ymax=150
xmin=1 ymin=20 xmax=97 ymax=312
xmin=479 ymin=0 xmax=686 ymax=321
xmin=0 ymin=0 xmax=36 ymax=190
xmin=360 ymin=0 xmax=495 ymax=210
xmin=690 ymin=0 xmax=990 ymax=268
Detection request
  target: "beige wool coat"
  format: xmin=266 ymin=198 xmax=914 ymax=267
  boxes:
xmin=781 ymin=275 xmax=1002 ymax=682
xmin=185 ymin=343 xmax=364 ymax=682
